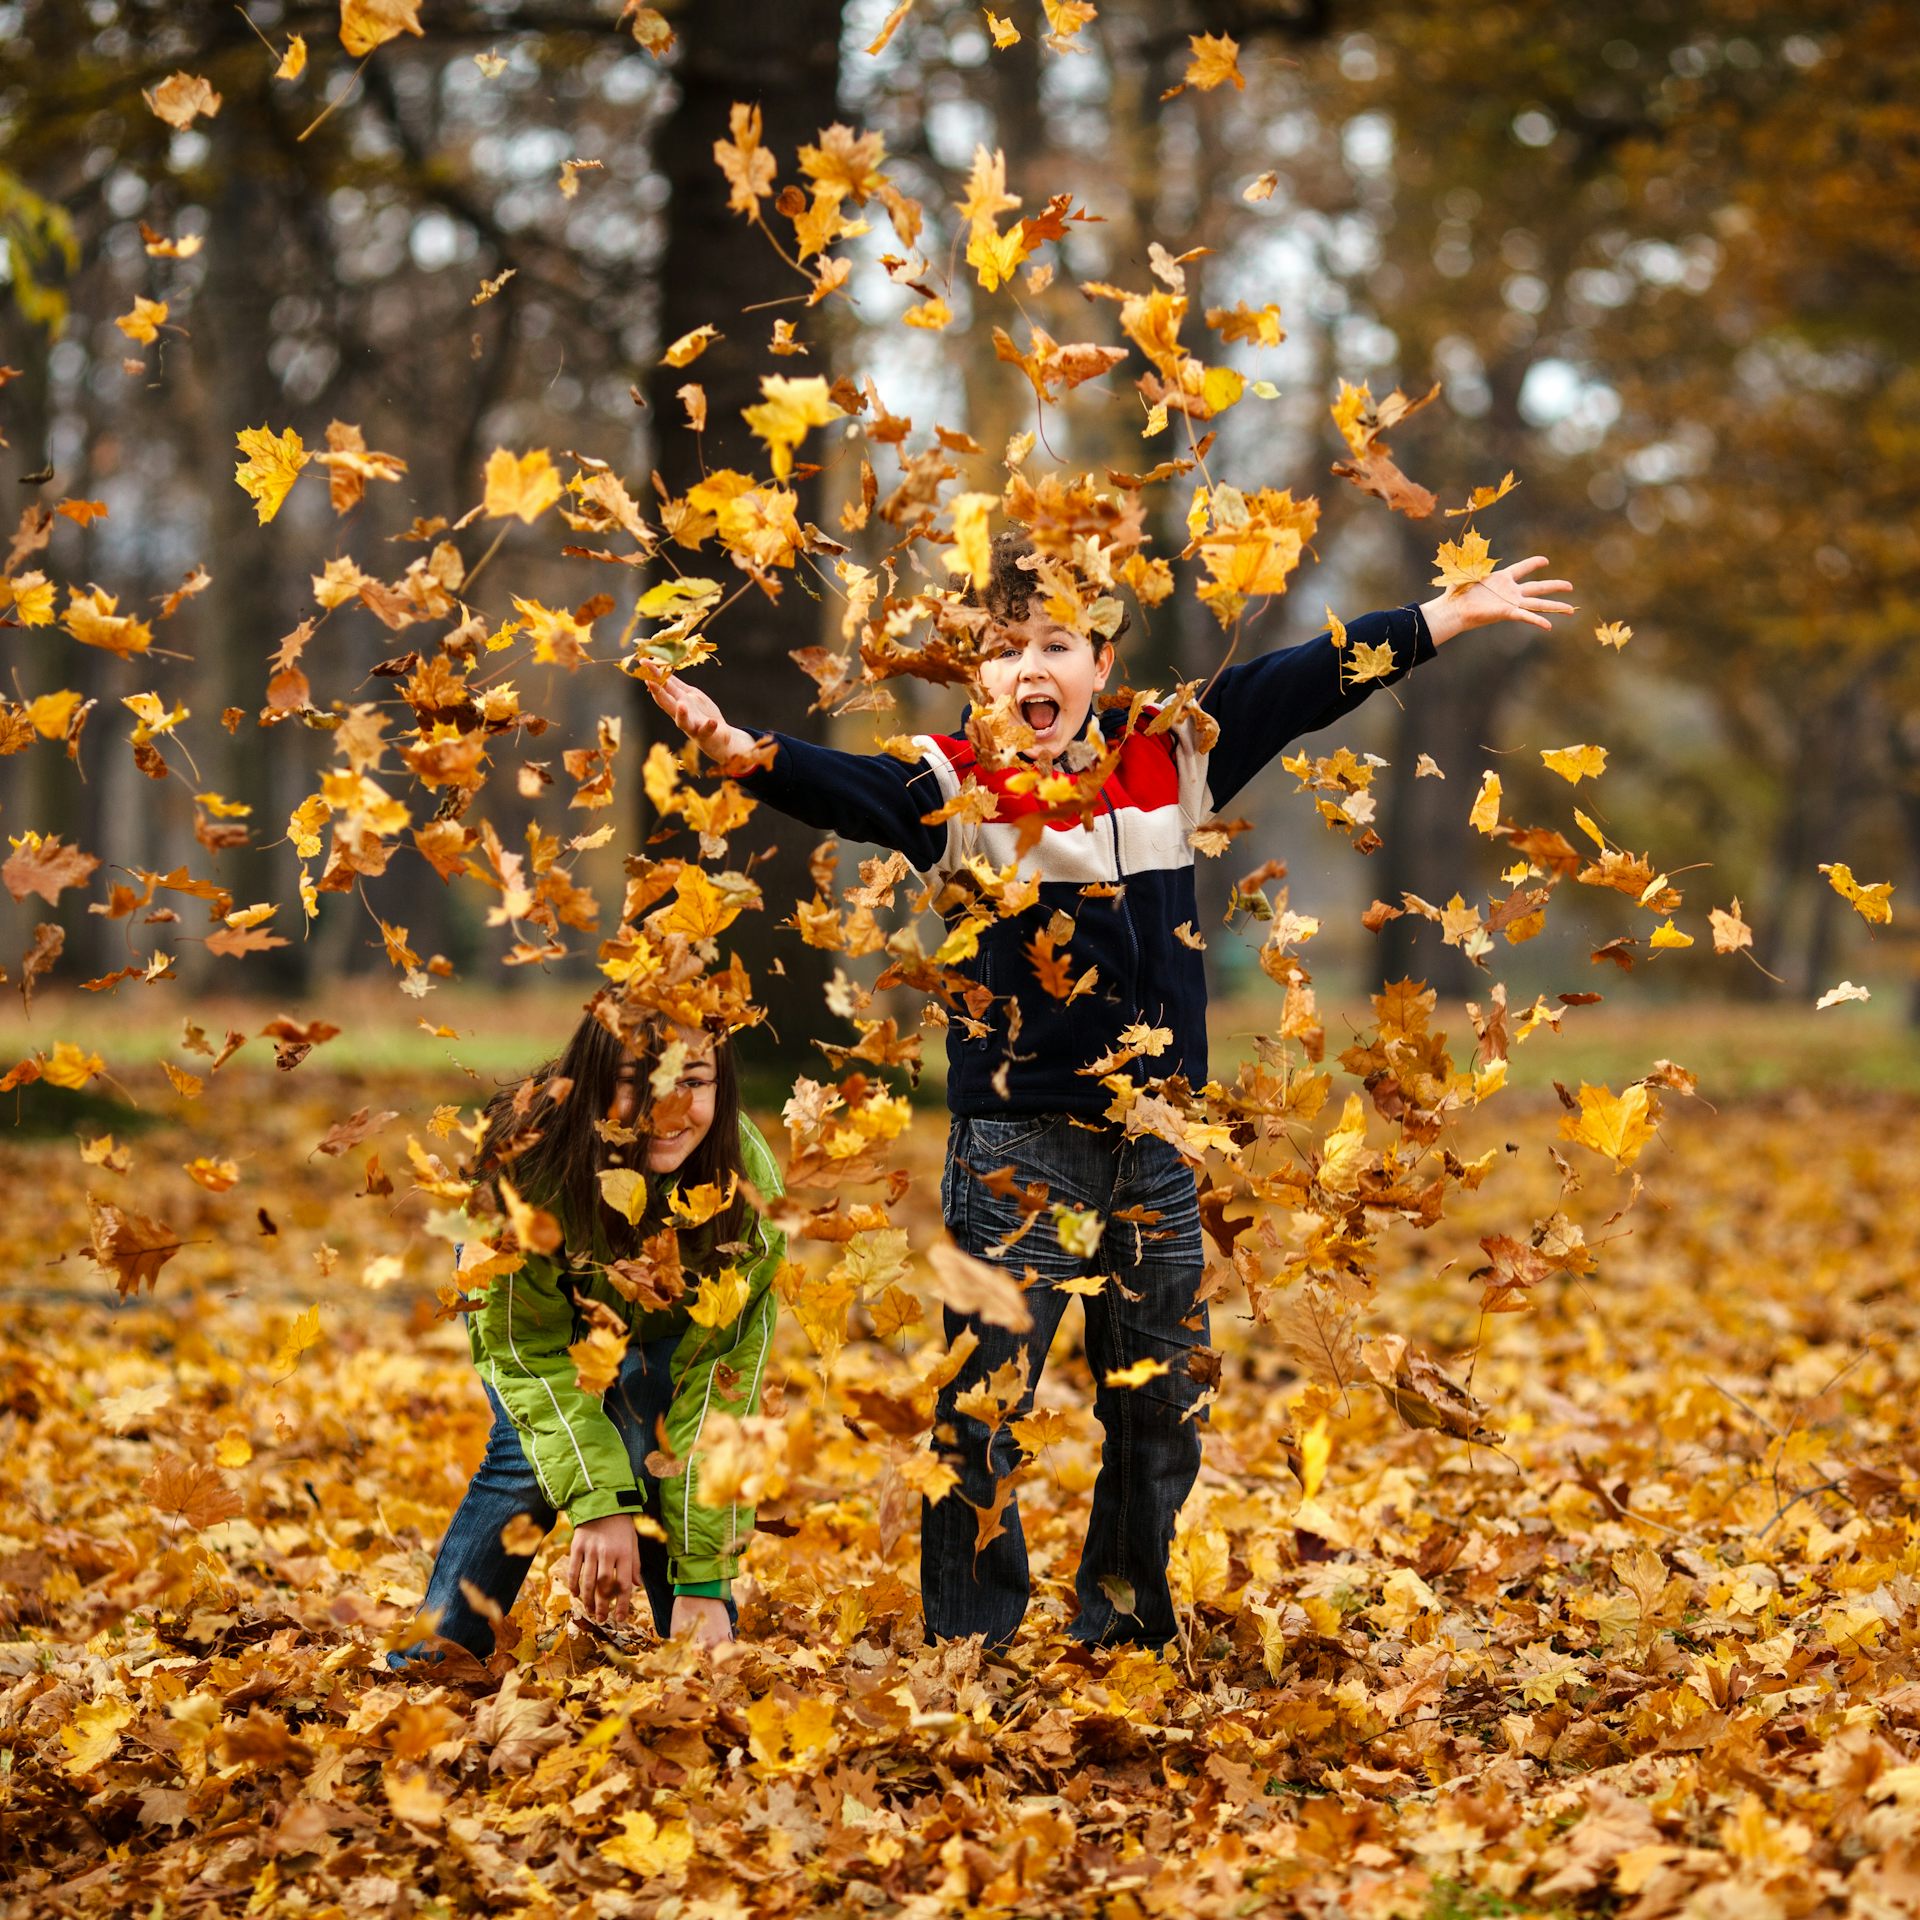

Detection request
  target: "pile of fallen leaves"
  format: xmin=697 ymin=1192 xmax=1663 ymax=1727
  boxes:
xmin=6 ymin=8 xmax=1918 ymax=1914
xmin=7 ymin=1066 xmax=1920 ymax=1917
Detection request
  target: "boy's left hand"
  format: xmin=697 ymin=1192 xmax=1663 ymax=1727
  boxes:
xmin=1420 ymin=555 xmax=1573 ymax=647
xmin=670 ymin=1594 xmax=734 ymax=1646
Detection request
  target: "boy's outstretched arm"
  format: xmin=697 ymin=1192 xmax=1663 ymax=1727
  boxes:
xmin=646 ymin=672 xmax=948 ymax=867
xmin=1202 ymin=555 xmax=1573 ymax=809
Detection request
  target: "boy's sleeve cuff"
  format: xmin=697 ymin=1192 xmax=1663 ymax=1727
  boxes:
xmin=672 ymin=1579 xmax=732 ymax=1599
xmin=1406 ymin=602 xmax=1438 ymax=664
xmin=566 ymin=1484 xmax=646 ymax=1527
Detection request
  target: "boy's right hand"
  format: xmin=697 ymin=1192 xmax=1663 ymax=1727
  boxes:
xmin=647 ymin=672 xmax=757 ymax=766
xmin=567 ymin=1513 xmax=641 ymax=1621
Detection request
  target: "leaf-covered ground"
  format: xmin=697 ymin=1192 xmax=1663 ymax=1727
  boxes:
xmin=7 ymin=1057 xmax=1920 ymax=1919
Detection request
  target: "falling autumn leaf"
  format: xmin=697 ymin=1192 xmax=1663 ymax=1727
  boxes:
xmin=114 ymin=296 xmax=168 ymax=344
xmin=142 ymin=72 xmax=221 ymax=129
xmin=1819 ymin=861 xmax=1894 ymax=926
xmin=339 ymin=0 xmax=424 ymax=59
xmin=1180 ymin=32 xmax=1245 ymax=93
xmin=742 ymin=375 xmax=842 ymax=480
xmin=233 ymin=424 xmax=310 ymax=525
xmin=1432 ymin=526 xmax=1497 ymax=590
xmin=1558 ymin=1081 xmax=1659 ymax=1170
xmin=1540 ymin=743 xmax=1608 ymax=784
xmin=482 ymin=446 xmax=562 ymax=523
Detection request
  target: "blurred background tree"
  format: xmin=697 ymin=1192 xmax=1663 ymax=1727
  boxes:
xmin=3 ymin=0 xmax=1913 ymax=1043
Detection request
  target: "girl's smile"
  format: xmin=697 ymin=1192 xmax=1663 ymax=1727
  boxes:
xmin=608 ymin=1026 xmax=720 ymax=1177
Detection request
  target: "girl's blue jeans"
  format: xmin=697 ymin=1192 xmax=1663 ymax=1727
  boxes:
xmin=388 ymin=1331 xmax=733 ymax=1665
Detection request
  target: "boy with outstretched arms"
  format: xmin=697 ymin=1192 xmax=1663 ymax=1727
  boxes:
xmin=649 ymin=540 xmax=1571 ymax=1651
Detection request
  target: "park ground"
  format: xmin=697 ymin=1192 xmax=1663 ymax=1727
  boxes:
xmin=4 ymin=986 xmax=1920 ymax=1916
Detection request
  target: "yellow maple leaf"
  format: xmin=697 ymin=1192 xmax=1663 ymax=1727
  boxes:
xmin=601 ymin=1810 xmax=695 ymax=1876
xmin=1432 ymin=525 xmax=1496 ymax=590
xmin=123 ymin=692 xmax=188 ymax=743
xmin=742 ymin=375 xmax=841 ymax=480
xmin=660 ymin=324 xmax=720 ymax=368
xmin=27 ymin=688 xmax=81 ymax=735
xmin=5 ymin=573 xmax=57 ymax=626
xmin=1819 ymin=861 xmax=1893 ymax=926
xmin=42 ymin=1042 xmax=106 ymax=1090
xmin=339 ymin=0 xmax=424 ymax=60
xmin=1649 ymin=919 xmax=1693 ymax=950
xmin=714 ymin=101 xmax=776 ymax=217
xmin=1559 ymin=1081 xmax=1658 ymax=1170
xmin=1468 ymin=770 xmax=1503 ymax=835
xmin=276 ymin=34 xmax=308 ymax=79
xmin=1342 ymin=638 xmax=1398 ymax=685
xmin=1594 ymin=620 xmax=1632 ymax=648
xmin=653 ymin=864 xmax=745 ymax=939
xmin=483 ymin=446 xmax=561 ymax=523
xmin=233 ymin=424 xmax=309 ymax=525
xmin=1185 ymin=30 xmax=1245 ymax=91
xmin=686 ymin=1264 xmax=751 ymax=1329
xmin=1040 ymin=0 xmax=1096 ymax=48
xmin=984 ymin=8 xmax=1020 ymax=46
xmin=65 ymin=585 xmax=153 ymax=656
xmin=1105 ymin=1356 xmax=1170 ymax=1389
xmin=1540 ymin=743 xmax=1608 ymax=785
xmin=902 ymin=294 xmax=952 ymax=329
xmin=270 ymin=1303 xmax=323 ymax=1375
xmin=1297 ymin=1413 xmax=1330 ymax=1501
xmin=115 ymin=296 xmax=168 ymax=344
xmin=966 ymin=220 xmax=1030 ymax=293
xmin=61 ymin=1696 xmax=134 ymax=1775
xmin=568 ymin=1320 xmax=628 ymax=1397
xmin=944 ymin=491 xmax=998 ymax=590
xmin=510 ymin=596 xmax=594 ymax=669
xmin=669 ymin=1174 xmax=738 ymax=1227
xmin=955 ymin=144 xmax=1020 ymax=236
xmin=1053 ymin=1204 xmax=1103 ymax=1259
xmin=1445 ymin=470 xmax=1519 ymax=517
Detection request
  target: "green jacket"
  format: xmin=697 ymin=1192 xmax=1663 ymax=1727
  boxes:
xmin=467 ymin=1116 xmax=784 ymax=1588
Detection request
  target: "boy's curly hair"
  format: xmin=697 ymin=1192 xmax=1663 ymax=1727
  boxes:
xmin=966 ymin=531 xmax=1132 ymax=642
xmin=966 ymin=531 xmax=1045 ymax=623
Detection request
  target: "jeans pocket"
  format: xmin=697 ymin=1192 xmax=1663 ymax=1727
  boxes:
xmin=940 ymin=1118 xmax=967 ymax=1232
xmin=968 ymin=1112 xmax=1057 ymax=1159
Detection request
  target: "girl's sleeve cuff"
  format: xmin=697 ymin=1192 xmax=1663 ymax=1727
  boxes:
xmin=672 ymin=1579 xmax=731 ymax=1599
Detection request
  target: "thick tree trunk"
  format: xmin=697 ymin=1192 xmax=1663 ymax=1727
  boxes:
xmin=643 ymin=3 xmax=844 ymax=1069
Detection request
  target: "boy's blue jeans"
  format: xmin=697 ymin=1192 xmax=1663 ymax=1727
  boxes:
xmin=389 ymin=1331 xmax=732 ymax=1665
xmin=921 ymin=1113 xmax=1209 ymax=1650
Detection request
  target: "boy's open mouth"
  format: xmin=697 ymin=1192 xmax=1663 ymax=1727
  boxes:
xmin=1020 ymin=696 xmax=1060 ymax=733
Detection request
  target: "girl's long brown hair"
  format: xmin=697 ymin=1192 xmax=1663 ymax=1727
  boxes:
xmin=470 ymin=1003 xmax=747 ymax=1268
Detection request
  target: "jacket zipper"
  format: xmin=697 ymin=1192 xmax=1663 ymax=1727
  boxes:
xmin=1101 ymin=787 xmax=1140 ymax=1008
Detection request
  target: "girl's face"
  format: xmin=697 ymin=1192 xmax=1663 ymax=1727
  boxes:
xmin=609 ymin=1032 xmax=719 ymax=1176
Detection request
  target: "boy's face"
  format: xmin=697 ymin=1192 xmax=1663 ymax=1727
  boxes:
xmin=978 ymin=608 xmax=1115 ymax=757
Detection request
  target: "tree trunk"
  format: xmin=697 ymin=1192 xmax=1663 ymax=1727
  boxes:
xmin=642 ymin=3 xmax=844 ymax=1070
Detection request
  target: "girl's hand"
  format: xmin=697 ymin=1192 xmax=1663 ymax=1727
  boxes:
xmin=647 ymin=672 xmax=757 ymax=765
xmin=1420 ymin=555 xmax=1574 ymax=647
xmin=566 ymin=1514 xmax=641 ymax=1622
xmin=669 ymin=1594 xmax=735 ymax=1647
